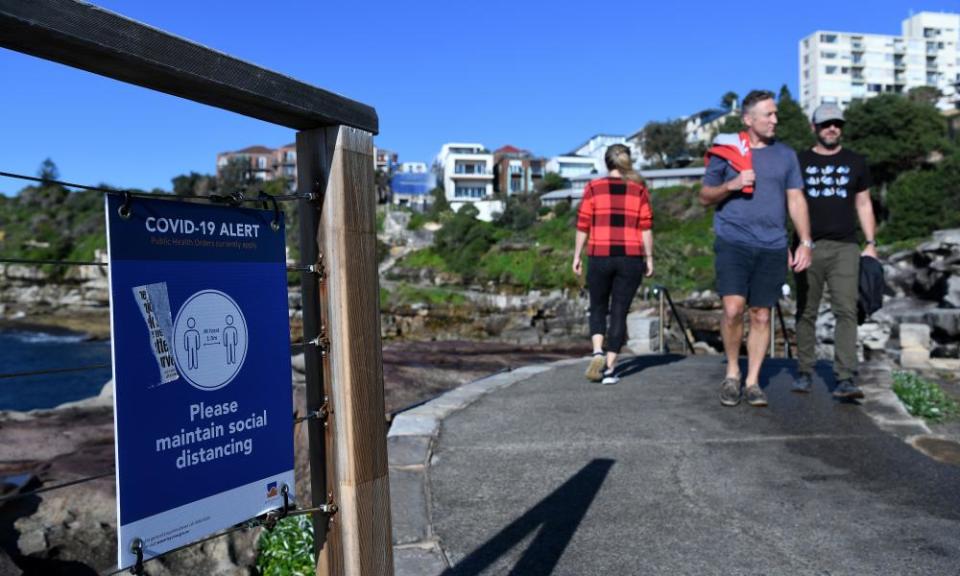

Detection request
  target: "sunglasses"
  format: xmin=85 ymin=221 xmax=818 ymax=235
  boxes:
xmin=817 ymin=120 xmax=845 ymax=130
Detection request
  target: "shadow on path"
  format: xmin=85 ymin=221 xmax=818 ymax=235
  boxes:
xmin=442 ymin=458 xmax=615 ymax=576
xmin=616 ymin=353 xmax=686 ymax=379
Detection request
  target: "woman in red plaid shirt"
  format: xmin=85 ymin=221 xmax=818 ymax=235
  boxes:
xmin=572 ymin=144 xmax=654 ymax=385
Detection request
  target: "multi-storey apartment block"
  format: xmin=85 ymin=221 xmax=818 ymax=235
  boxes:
xmin=546 ymin=155 xmax=603 ymax=179
xmin=800 ymin=11 xmax=960 ymax=114
xmin=492 ymin=145 xmax=545 ymax=195
xmin=435 ymin=143 xmax=494 ymax=201
xmin=375 ymin=147 xmax=399 ymax=174
xmin=216 ymin=144 xmax=297 ymax=183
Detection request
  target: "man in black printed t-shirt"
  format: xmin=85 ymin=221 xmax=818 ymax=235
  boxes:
xmin=793 ymin=103 xmax=878 ymax=399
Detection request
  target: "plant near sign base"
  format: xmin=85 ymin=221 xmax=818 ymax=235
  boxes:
xmin=892 ymin=371 xmax=959 ymax=423
xmin=256 ymin=515 xmax=315 ymax=576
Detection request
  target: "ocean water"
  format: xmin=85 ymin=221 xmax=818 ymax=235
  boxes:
xmin=0 ymin=330 xmax=112 ymax=411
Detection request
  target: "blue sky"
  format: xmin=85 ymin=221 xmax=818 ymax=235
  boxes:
xmin=1 ymin=1 xmax=958 ymax=194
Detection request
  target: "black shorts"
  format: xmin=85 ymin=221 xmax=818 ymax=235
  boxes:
xmin=714 ymin=237 xmax=786 ymax=308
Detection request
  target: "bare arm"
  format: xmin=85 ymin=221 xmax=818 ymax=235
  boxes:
xmin=642 ymin=229 xmax=654 ymax=277
xmin=855 ymin=189 xmax=878 ymax=258
xmin=572 ymin=229 xmax=588 ymax=276
xmin=786 ymin=187 xmax=812 ymax=271
xmin=699 ymin=170 xmax=754 ymax=206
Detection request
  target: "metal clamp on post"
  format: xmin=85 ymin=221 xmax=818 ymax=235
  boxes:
xmin=294 ymin=398 xmax=330 ymax=425
xmin=309 ymin=327 xmax=330 ymax=356
xmin=316 ymin=254 xmax=326 ymax=281
xmin=319 ymin=492 xmax=339 ymax=516
xmin=129 ymin=538 xmax=144 ymax=575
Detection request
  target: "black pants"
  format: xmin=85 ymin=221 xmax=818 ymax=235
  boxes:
xmin=587 ymin=256 xmax=646 ymax=353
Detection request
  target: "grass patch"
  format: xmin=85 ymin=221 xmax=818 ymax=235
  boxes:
xmin=390 ymin=284 xmax=466 ymax=306
xmin=893 ymin=371 xmax=959 ymax=422
xmin=397 ymin=248 xmax=448 ymax=271
xmin=406 ymin=211 xmax=432 ymax=231
xmin=256 ymin=515 xmax=314 ymax=576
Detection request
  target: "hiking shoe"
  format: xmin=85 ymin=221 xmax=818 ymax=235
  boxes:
xmin=719 ymin=377 xmax=741 ymax=406
xmin=833 ymin=379 xmax=864 ymax=399
xmin=601 ymin=368 xmax=619 ymax=385
xmin=585 ymin=353 xmax=605 ymax=382
xmin=745 ymin=385 xmax=768 ymax=407
xmin=792 ymin=372 xmax=813 ymax=394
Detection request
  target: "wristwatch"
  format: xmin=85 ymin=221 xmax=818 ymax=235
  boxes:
xmin=800 ymin=239 xmax=815 ymax=249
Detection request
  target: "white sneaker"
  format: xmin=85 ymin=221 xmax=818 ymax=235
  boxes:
xmin=601 ymin=368 xmax=619 ymax=385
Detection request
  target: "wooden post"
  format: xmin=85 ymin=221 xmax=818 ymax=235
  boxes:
xmin=297 ymin=127 xmax=342 ymax=576
xmin=318 ymin=125 xmax=394 ymax=575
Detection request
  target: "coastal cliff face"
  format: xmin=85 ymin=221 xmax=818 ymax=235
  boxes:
xmin=0 ymin=262 xmax=110 ymax=338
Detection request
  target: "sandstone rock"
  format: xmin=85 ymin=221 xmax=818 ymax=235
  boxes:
xmin=945 ymin=276 xmax=960 ymax=308
xmin=900 ymin=347 xmax=931 ymax=369
xmin=930 ymin=357 xmax=960 ymax=372
xmin=926 ymin=308 xmax=960 ymax=338
xmin=932 ymin=228 xmax=960 ymax=246
xmin=859 ymin=322 xmax=889 ymax=351
xmin=899 ymin=323 xmax=931 ymax=350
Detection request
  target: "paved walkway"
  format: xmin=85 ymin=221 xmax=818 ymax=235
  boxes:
xmin=389 ymin=355 xmax=960 ymax=575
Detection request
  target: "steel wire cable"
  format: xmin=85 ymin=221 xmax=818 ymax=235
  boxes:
xmin=0 ymin=471 xmax=114 ymax=505
xmin=0 ymin=364 xmax=111 ymax=380
xmin=0 ymin=170 xmax=313 ymax=202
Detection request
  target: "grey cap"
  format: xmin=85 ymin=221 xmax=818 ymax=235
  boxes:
xmin=812 ymin=103 xmax=844 ymax=125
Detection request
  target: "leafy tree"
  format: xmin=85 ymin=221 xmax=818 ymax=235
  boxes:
xmin=217 ymin=156 xmax=254 ymax=196
xmin=844 ymin=93 xmax=949 ymax=188
xmin=172 ymin=171 xmax=215 ymax=196
xmin=714 ymin=114 xmax=743 ymax=136
xmin=882 ymin=150 xmax=960 ymax=241
xmin=428 ymin=185 xmax=450 ymax=217
xmin=495 ymin=193 xmax=540 ymax=231
xmin=537 ymin=172 xmax=567 ymax=193
xmin=374 ymin=169 xmax=391 ymax=204
xmin=721 ymin=91 xmax=739 ymax=111
xmin=775 ymin=85 xmax=815 ymax=152
xmin=433 ymin=204 xmax=495 ymax=279
xmin=37 ymin=158 xmax=59 ymax=183
xmin=907 ymin=86 xmax=941 ymax=107
xmin=642 ymin=119 xmax=686 ymax=168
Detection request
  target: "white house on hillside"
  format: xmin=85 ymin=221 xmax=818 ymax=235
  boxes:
xmin=546 ymin=155 xmax=603 ymax=179
xmin=435 ymin=143 xmax=500 ymax=221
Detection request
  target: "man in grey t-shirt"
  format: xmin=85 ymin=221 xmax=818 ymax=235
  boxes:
xmin=700 ymin=90 xmax=814 ymax=408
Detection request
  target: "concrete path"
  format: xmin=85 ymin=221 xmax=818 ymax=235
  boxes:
xmin=390 ymin=355 xmax=960 ymax=575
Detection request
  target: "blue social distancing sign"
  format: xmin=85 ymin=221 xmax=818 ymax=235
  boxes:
xmin=106 ymin=195 xmax=295 ymax=569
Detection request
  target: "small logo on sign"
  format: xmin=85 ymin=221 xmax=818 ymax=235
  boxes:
xmin=266 ymin=482 xmax=279 ymax=499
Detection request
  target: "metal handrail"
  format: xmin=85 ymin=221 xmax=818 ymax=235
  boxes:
xmin=652 ymin=285 xmax=695 ymax=355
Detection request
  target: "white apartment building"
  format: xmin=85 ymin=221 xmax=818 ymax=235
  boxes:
xmin=546 ymin=155 xmax=603 ymax=179
xmin=570 ymin=134 xmax=644 ymax=168
xmin=800 ymin=11 xmax=960 ymax=114
xmin=435 ymin=143 xmax=500 ymax=221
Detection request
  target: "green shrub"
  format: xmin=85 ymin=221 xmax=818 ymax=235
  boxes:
xmin=892 ymin=371 xmax=959 ymax=422
xmin=256 ymin=515 xmax=315 ymax=576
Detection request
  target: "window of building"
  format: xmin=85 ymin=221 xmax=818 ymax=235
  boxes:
xmin=822 ymin=51 xmax=837 ymax=59
xmin=820 ymin=34 xmax=837 ymax=43
xmin=868 ymin=84 xmax=881 ymax=93
xmin=825 ymin=65 xmax=837 ymax=74
xmin=257 ymin=157 xmax=267 ymax=169
xmin=454 ymin=186 xmax=485 ymax=199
